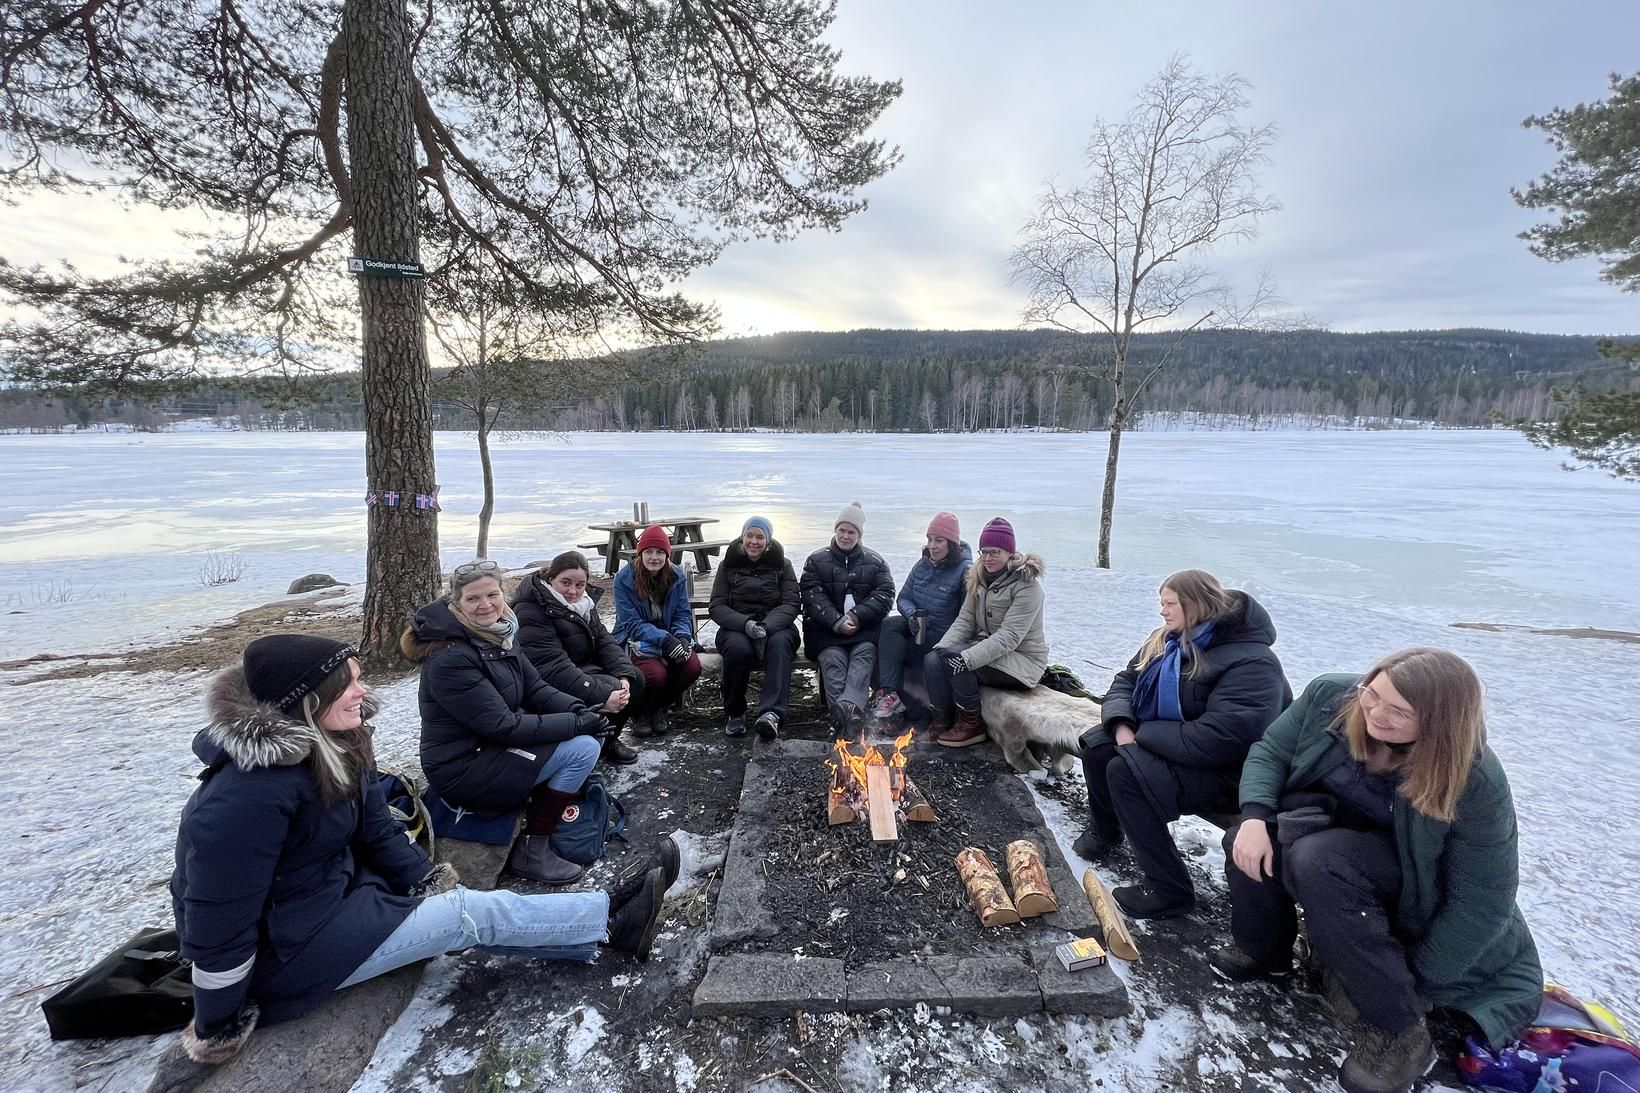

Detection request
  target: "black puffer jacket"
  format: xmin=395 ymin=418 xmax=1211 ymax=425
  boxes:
xmin=799 ymin=541 xmax=896 ymax=658
xmin=402 ymin=599 xmax=586 ymax=811
xmin=1093 ymin=591 xmax=1291 ymax=816
xmin=511 ymin=573 xmax=639 ymax=709
xmin=709 ymin=539 xmax=801 ymax=635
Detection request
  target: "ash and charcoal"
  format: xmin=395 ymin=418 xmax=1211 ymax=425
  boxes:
xmin=745 ymin=757 xmax=1059 ymax=964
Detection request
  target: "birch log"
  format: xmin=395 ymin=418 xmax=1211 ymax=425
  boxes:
xmin=1081 ymin=869 xmax=1140 ymax=961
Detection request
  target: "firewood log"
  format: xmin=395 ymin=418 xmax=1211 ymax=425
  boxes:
xmin=1081 ymin=869 xmax=1140 ymax=961
xmin=901 ymin=776 xmax=938 ymax=822
xmin=955 ymin=847 xmax=1020 ymax=927
xmin=1005 ymin=839 xmax=1058 ymax=917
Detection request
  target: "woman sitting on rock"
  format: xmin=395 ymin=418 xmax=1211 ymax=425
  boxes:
xmin=709 ymin=515 xmax=802 ymax=740
xmin=870 ymin=511 xmax=972 ymax=727
xmin=168 ymin=634 xmax=675 ymax=1069
xmin=1075 ymin=569 xmax=1289 ymax=920
xmin=513 ymin=550 xmax=644 ymax=766
xmin=612 ymin=526 xmax=702 ymax=736
xmin=927 ymin=517 xmax=1048 ymax=748
xmin=1213 ymin=649 xmax=1541 ymax=1093
xmin=404 ymin=560 xmax=607 ymax=886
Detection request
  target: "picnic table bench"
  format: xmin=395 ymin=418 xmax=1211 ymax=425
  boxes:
xmin=584 ymin=516 xmax=727 ymax=575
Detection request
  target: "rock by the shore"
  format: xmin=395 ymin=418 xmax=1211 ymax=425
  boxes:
xmin=286 ymin=574 xmax=343 ymax=595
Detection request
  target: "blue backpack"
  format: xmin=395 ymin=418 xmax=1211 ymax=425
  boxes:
xmin=548 ymin=773 xmax=628 ymax=865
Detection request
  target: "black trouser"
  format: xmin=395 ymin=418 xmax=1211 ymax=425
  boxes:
xmin=877 ymin=614 xmax=922 ymax=692
xmin=1223 ymin=824 xmax=1428 ymax=1034
xmin=1100 ymin=750 xmax=1237 ymax=905
xmin=922 ymin=643 xmax=1031 ymax=712
xmin=716 ymin=626 xmax=800 ymax=721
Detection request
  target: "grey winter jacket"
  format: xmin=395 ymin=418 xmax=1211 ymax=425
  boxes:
xmin=936 ymin=552 xmax=1049 ymax=686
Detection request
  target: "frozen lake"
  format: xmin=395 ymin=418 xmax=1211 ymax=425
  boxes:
xmin=1 ymin=428 xmax=1636 ymax=660
xmin=0 ymin=428 xmax=1637 ymax=1090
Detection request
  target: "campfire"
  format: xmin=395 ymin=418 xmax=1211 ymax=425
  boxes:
xmin=825 ymin=729 xmax=937 ymax=841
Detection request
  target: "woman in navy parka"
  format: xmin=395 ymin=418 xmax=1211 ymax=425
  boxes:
xmin=168 ymin=635 xmax=672 ymax=1068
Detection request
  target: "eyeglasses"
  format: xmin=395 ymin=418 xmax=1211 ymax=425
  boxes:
xmin=1356 ymin=681 xmax=1416 ymax=728
xmin=978 ymin=548 xmax=1008 ymax=559
xmin=453 ymin=559 xmax=503 ymax=579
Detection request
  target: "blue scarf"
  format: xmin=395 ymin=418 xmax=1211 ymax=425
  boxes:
xmin=1131 ymin=621 xmax=1216 ymax=722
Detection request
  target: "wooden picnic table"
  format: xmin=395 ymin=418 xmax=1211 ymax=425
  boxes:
xmin=583 ymin=516 xmax=731 ymax=576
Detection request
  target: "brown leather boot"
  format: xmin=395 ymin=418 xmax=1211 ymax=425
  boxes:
xmin=936 ymin=706 xmax=987 ymax=748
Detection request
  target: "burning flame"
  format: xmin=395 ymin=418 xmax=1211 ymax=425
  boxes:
xmin=826 ymin=728 xmax=915 ymax=803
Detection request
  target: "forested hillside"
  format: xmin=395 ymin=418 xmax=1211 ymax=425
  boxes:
xmin=4 ymin=328 xmax=1633 ymax=432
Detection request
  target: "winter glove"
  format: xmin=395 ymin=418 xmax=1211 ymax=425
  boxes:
xmin=743 ymin=620 xmax=767 ymax=641
xmin=946 ymin=652 xmax=971 ymax=674
xmin=179 ymin=1002 xmax=259 ymax=1065
xmin=661 ymin=634 xmax=690 ymax=663
xmin=575 ymin=709 xmax=611 ymax=736
xmin=411 ymin=862 xmax=459 ymax=898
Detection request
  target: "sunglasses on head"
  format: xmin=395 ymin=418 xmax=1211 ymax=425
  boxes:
xmin=453 ymin=559 xmax=503 ymax=579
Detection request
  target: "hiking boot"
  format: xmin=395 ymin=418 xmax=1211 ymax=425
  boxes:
xmin=725 ymin=715 xmax=746 ymax=737
xmin=610 ymin=834 xmax=683 ymax=910
xmin=506 ymin=835 xmax=584 ymax=885
xmin=755 ymin=712 xmax=781 ymax=741
xmin=1338 ymin=1021 xmax=1435 ymax=1093
xmin=872 ymin=689 xmax=906 ymax=722
xmin=604 ymin=866 xmax=666 ymax=961
xmin=925 ymin=710 xmax=954 ymax=740
xmin=601 ymin=734 xmax=638 ymax=766
xmin=1111 ymin=883 xmax=1194 ymax=920
xmin=651 ymin=708 xmax=670 ymax=737
xmin=631 ymin=711 xmax=656 ymax=738
xmin=838 ymin=701 xmax=866 ymax=736
xmin=1209 ymin=944 xmax=1294 ymax=983
xmin=936 ymin=706 xmax=987 ymax=748
xmin=1072 ymin=828 xmax=1124 ymax=863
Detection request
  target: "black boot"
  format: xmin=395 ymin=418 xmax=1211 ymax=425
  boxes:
xmin=1209 ymin=944 xmax=1293 ymax=982
xmin=1072 ymin=827 xmax=1123 ymax=862
xmin=1338 ymin=1021 xmax=1435 ymax=1093
xmin=602 ymin=733 xmax=638 ymax=765
xmin=610 ymin=835 xmax=682 ymax=910
xmin=1111 ymin=882 xmax=1194 ymax=920
xmin=605 ymin=866 xmax=666 ymax=961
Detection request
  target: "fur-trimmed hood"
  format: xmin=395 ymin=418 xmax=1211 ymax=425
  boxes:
xmin=966 ymin=550 xmax=1045 ymax=594
xmin=198 ymin=664 xmax=377 ymax=773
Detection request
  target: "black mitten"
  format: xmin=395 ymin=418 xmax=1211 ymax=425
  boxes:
xmin=575 ymin=709 xmax=610 ymax=736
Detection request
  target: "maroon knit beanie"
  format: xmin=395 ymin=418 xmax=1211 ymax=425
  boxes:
xmin=977 ymin=517 xmax=1016 ymax=554
xmin=635 ymin=524 xmax=672 ymax=556
xmin=926 ymin=511 xmax=960 ymax=543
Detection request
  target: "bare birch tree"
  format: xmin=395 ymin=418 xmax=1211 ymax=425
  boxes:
xmin=1010 ymin=56 xmax=1280 ymax=567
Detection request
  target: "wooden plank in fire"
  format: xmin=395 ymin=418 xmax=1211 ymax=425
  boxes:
xmin=865 ymin=765 xmax=898 ymax=841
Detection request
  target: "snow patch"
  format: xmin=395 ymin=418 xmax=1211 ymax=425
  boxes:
xmin=563 ymin=1006 xmax=605 ymax=1066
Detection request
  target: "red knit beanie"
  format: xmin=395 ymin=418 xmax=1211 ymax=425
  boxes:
xmin=636 ymin=524 xmax=672 ymax=556
xmin=977 ymin=517 xmax=1016 ymax=554
xmin=926 ymin=511 xmax=960 ymax=543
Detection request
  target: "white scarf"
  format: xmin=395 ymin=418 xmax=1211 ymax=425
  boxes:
xmin=547 ymin=582 xmax=595 ymax=621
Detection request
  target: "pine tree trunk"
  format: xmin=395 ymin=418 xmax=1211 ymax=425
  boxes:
xmin=475 ymin=402 xmax=495 ymax=559
xmin=345 ymin=0 xmax=441 ymax=666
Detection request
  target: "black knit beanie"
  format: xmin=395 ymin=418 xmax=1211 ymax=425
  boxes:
xmin=243 ymin=635 xmax=357 ymax=714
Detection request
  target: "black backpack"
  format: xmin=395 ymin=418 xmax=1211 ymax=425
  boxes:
xmin=41 ymin=926 xmax=193 ymax=1040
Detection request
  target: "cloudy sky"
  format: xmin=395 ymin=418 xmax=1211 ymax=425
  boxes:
xmin=685 ymin=0 xmax=1640 ymax=337
xmin=4 ymin=0 xmax=1636 ymax=341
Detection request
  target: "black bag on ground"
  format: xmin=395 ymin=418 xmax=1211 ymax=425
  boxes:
xmin=41 ymin=926 xmax=193 ymax=1040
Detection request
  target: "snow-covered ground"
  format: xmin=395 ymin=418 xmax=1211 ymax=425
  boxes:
xmin=1 ymin=429 xmax=1636 ymax=1091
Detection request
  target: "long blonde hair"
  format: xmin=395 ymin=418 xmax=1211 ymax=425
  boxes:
xmin=300 ymin=657 xmax=378 ymax=807
xmin=1336 ymin=647 xmax=1485 ymax=823
xmin=1136 ymin=570 xmax=1234 ymax=677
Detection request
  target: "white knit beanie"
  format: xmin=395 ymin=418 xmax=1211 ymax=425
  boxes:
xmin=835 ymin=501 xmax=866 ymax=535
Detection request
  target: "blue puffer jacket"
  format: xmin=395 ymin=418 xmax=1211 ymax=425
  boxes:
xmin=895 ymin=540 xmax=972 ymax=644
xmin=612 ymin=563 xmax=694 ymax=658
xmin=170 ymin=668 xmax=431 ymax=1036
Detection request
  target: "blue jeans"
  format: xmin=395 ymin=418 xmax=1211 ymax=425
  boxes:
xmin=337 ymin=886 xmax=608 ymax=989
xmin=534 ymin=734 xmax=601 ymax=792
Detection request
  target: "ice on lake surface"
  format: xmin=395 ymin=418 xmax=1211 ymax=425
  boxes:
xmin=0 ymin=428 xmax=1636 ymax=1091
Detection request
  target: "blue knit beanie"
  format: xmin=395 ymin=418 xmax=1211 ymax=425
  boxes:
xmin=742 ymin=515 xmax=774 ymax=540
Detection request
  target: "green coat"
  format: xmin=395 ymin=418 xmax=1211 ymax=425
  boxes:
xmin=1239 ymin=674 xmax=1542 ymax=1047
